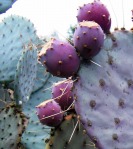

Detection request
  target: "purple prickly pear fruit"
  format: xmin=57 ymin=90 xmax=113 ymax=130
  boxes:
xmin=36 ymin=99 xmax=63 ymax=127
xmin=77 ymin=0 xmax=111 ymax=33
xmin=38 ymin=38 xmax=80 ymax=78
xmin=73 ymin=21 xmax=104 ymax=59
xmin=52 ymin=79 xmax=74 ymax=110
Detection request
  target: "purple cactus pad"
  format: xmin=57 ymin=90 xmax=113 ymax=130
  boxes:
xmin=73 ymin=21 xmax=104 ymax=59
xmin=73 ymin=31 xmax=133 ymax=149
xmin=38 ymin=38 xmax=80 ymax=78
xmin=52 ymin=79 xmax=74 ymax=110
xmin=77 ymin=0 xmax=111 ymax=33
xmin=36 ymin=99 xmax=63 ymax=127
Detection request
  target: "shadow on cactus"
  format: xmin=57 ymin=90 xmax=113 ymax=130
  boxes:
xmin=0 ymin=85 xmax=14 ymax=109
xmin=46 ymin=113 xmax=97 ymax=149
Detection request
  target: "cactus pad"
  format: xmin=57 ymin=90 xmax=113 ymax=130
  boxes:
xmin=73 ymin=30 xmax=133 ymax=149
xmin=0 ymin=104 xmax=28 ymax=149
xmin=14 ymin=44 xmax=37 ymax=104
xmin=0 ymin=15 xmax=39 ymax=82
xmin=46 ymin=114 xmax=96 ymax=149
xmin=0 ymin=0 xmax=17 ymax=14
xmin=32 ymin=63 xmax=50 ymax=93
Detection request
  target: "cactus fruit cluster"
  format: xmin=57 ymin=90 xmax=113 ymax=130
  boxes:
xmin=1 ymin=0 xmax=133 ymax=149
xmin=76 ymin=0 xmax=111 ymax=33
xmin=21 ymin=75 xmax=61 ymax=149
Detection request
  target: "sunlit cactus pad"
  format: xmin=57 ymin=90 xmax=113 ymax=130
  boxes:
xmin=73 ymin=30 xmax=133 ymax=149
xmin=0 ymin=15 xmax=39 ymax=82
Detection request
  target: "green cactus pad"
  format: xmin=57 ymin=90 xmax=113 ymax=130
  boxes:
xmin=0 ymin=104 xmax=28 ymax=149
xmin=14 ymin=44 xmax=37 ymax=104
xmin=46 ymin=114 xmax=96 ymax=149
xmin=0 ymin=15 xmax=40 ymax=83
xmin=32 ymin=63 xmax=50 ymax=93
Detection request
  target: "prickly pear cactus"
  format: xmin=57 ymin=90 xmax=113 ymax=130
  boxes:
xmin=73 ymin=30 xmax=133 ymax=149
xmin=14 ymin=44 xmax=37 ymax=104
xmin=0 ymin=104 xmax=28 ymax=149
xmin=46 ymin=114 xmax=96 ymax=149
xmin=21 ymin=75 xmax=63 ymax=149
xmin=0 ymin=0 xmax=17 ymax=14
xmin=0 ymin=15 xmax=40 ymax=83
